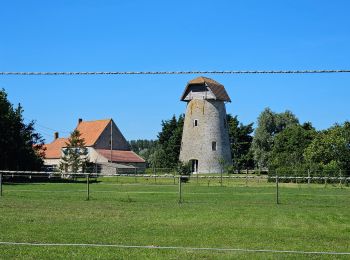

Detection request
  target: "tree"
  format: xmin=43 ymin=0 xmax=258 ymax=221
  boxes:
xmin=304 ymin=122 xmax=350 ymax=176
xmin=129 ymin=139 xmax=157 ymax=154
xmin=269 ymin=123 xmax=316 ymax=175
xmin=148 ymin=145 xmax=167 ymax=168
xmin=227 ymin=114 xmax=254 ymax=173
xmin=251 ymin=108 xmax=299 ymax=169
xmin=149 ymin=114 xmax=184 ymax=169
xmin=0 ymin=89 xmax=44 ymax=170
xmin=59 ymin=130 xmax=88 ymax=172
xmin=129 ymin=139 xmax=158 ymax=165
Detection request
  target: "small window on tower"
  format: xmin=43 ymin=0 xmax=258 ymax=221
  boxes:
xmin=224 ymin=118 xmax=227 ymax=128
xmin=212 ymin=141 xmax=217 ymax=151
xmin=193 ymin=119 xmax=198 ymax=127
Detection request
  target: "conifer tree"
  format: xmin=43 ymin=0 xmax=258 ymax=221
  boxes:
xmin=59 ymin=130 xmax=88 ymax=172
xmin=0 ymin=89 xmax=44 ymax=170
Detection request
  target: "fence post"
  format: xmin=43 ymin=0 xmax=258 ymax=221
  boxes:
xmin=276 ymin=175 xmax=279 ymax=205
xmin=86 ymin=174 xmax=90 ymax=201
xmin=307 ymin=169 xmax=310 ymax=186
xmin=245 ymin=171 xmax=248 ymax=187
xmin=220 ymin=170 xmax=223 ymax=187
xmin=0 ymin=173 xmax=2 ymax=197
xmin=134 ymin=168 xmax=137 ymax=183
xmin=178 ymin=176 xmax=182 ymax=204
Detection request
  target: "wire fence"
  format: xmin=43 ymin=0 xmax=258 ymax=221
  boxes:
xmin=0 ymin=170 xmax=349 ymax=205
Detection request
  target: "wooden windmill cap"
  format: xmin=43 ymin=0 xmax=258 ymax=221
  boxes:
xmin=180 ymin=76 xmax=231 ymax=102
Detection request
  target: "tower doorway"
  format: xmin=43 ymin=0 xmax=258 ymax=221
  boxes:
xmin=190 ymin=159 xmax=198 ymax=174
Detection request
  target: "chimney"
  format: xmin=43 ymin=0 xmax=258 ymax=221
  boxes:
xmin=78 ymin=118 xmax=83 ymax=124
xmin=54 ymin=132 xmax=59 ymax=140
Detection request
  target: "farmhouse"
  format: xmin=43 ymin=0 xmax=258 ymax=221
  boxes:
xmin=42 ymin=118 xmax=145 ymax=174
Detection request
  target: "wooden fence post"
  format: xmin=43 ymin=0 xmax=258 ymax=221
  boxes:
xmin=276 ymin=175 xmax=279 ymax=205
xmin=178 ymin=176 xmax=182 ymax=204
xmin=0 ymin=173 xmax=2 ymax=197
xmin=245 ymin=171 xmax=248 ymax=187
xmin=86 ymin=174 xmax=90 ymax=201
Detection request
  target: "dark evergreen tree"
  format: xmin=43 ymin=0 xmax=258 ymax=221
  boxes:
xmin=149 ymin=114 xmax=184 ymax=168
xmin=0 ymin=89 xmax=44 ymax=170
xmin=227 ymin=114 xmax=254 ymax=172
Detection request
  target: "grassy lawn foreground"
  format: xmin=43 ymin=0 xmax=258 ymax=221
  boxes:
xmin=0 ymin=177 xmax=349 ymax=259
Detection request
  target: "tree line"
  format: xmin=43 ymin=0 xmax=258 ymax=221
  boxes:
xmin=130 ymin=108 xmax=350 ymax=176
xmin=1 ymin=87 xmax=349 ymax=176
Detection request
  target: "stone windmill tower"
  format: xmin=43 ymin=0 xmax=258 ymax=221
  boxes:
xmin=179 ymin=77 xmax=232 ymax=174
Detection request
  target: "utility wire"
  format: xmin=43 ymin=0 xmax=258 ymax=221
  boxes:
xmin=1 ymin=70 xmax=350 ymax=75
xmin=23 ymin=117 xmax=71 ymax=134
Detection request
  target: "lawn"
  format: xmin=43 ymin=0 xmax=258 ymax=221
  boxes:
xmin=0 ymin=176 xmax=349 ymax=259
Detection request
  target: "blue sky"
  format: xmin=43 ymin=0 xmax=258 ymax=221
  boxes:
xmin=1 ymin=0 xmax=349 ymax=142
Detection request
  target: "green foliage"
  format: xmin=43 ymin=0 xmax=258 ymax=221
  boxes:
xmin=227 ymin=114 xmax=254 ymax=172
xmin=269 ymin=123 xmax=316 ymax=174
xmin=251 ymin=108 xmax=299 ymax=169
xmin=149 ymin=114 xmax=184 ymax=168
xmin=176 ymin=161 xmax=191 ymax=175
xmin=0 ymin=88 xmax=44 ymax=170
xmin=59 ymin=130 xmax=88 ymax=172
xmin=129 ymin=139 xmax=158 ymax=164
xmin=304 ymin=122 xmax=350 ymax=176
xmin=148 ymin=145 xmax=167 ymax=168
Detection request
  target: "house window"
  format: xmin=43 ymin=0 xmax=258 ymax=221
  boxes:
xmin=193 ymin=119 xmax=198 ymax=127
xmin=212 ymin=141 xmax=217 ymax=151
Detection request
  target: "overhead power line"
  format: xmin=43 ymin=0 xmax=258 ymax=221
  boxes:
xmin=0 ymin=70 xmax=350 ymax=75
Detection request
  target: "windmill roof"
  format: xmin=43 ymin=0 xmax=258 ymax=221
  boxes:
xmin=180 ymin=76 xmax=231 ymax=102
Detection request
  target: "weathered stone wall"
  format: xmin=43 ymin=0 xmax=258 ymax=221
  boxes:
xmin=179 ymin=99 xmax=232 ymax=173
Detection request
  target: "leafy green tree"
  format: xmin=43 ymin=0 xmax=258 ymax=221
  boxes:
xmin=269 ymin=123 xmax=316 ymax=175
xmin=59 ymin=130 xmax=88 ymax=172
xmin=304 ymin=122 xmax=350 ymax=176
xmin=148 ymin=145 xmax=167 ymax=168
xmin=0 ymin=89 xmax=44 ymax=170
xmin=129 ymin=139 xmax=158 ymax=165
xmin=227 ymin=114 xmax=254 ymax=173
xmin=129 ymin=139 xmax=157 ymax=154
xmin=251 ymin=108 xmax=299 ymax=169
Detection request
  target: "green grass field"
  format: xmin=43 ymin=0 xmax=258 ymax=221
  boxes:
xmin=0 ymin=176 xmax=349 ymax=259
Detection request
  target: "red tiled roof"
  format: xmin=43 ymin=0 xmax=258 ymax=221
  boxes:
xmin=42 ymin=138 xmax=68 ymax=159
xmin=180 ymin=76 xmax=231 ymax=102
xmin=76 ymin=119 xmax=111 ymax=146
xmin=96 ymin=149 xmax=145 ymax=163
